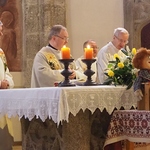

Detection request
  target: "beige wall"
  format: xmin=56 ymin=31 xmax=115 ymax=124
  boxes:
xmin=66 ymin=0 xmax=124 ymax=59
xmin=11 ymin=72 xmax=24 ymax=88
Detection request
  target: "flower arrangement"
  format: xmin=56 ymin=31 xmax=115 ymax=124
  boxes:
xmin=103 ymin=47 xmax=137 ymax=89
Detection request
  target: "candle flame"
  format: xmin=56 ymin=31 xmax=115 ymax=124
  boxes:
xmin=63 ymin=45 xmax=66 ymax=48
xmin=87 ymin=45 xmax=90 ymax=49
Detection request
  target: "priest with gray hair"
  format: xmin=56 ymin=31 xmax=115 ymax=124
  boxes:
xmin=97 ymin=27 xmax=129 ymax=84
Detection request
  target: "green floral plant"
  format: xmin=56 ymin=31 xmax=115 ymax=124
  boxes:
xmin=103 ymin=47 xmax=137 ymax=90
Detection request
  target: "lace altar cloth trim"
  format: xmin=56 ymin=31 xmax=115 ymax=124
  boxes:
xmin=0 ymin=86 xmax=138 ymax=123
xmin=0 ymin=87 xmax=61 ymax=122
xmin=58 ymin=86 xmax=138 ymax=122
xmin=104 ymin=110 xmax=150 ymax=147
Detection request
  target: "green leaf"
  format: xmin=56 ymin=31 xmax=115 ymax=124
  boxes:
xmin=116 ymin=57 xmax=120 ymax=62
xmin=126 ymin=81 xmax=133 ymax=90
xmin=108 ymin=64 xmax=113 ymax=68
xmin=104 ymin=72 xmax=109 ymax=77
xmin=109 ymin=61 xmax=116 ymax=64
xmin=121 ymin=49 xmax=128 ymax=56
xmin=103 ymin=78 xmax=113 ymax=85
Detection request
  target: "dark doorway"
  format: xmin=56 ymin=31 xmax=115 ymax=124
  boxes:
xmin=141 ymin=23 xmax=150 ymax=49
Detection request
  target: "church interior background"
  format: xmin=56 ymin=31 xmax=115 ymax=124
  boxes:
xmin=0 ymin=0 xmax=150 ymax=149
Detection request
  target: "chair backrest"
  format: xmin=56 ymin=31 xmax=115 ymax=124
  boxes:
xmin=138 ymin=83 xmax=150 ymax=110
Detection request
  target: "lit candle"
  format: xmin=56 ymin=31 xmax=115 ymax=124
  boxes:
xmin=84 ymin=45 xmax=93 ymax=59
xmin=61 ymin=45 xmax=70 ymax=59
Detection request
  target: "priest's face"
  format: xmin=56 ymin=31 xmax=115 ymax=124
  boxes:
xmin=89 ymin=41 xmax=98 ymax=58
xmin=113 ymin=32 xmax=129 ymax=50
xmin=54 ymin=29 xmax=69 ymax=50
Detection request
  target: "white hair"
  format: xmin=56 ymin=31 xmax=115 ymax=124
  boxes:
xmin=114 ymin=27 xmax=129 ymax=37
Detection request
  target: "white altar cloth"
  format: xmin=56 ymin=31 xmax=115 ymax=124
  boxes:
xmin=0 ymin=87 xmax=62 ymax=123
xmin=0 ymin=85 xmax=138 ymax=124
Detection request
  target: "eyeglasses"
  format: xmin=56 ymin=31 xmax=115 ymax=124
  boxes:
xmin=91 ymin=46 xmax=99 ymax=50
xmin=55 ymin=35 xmax=69 ymax=41
xmin=114 ymin=35 xmax=128 ymax=44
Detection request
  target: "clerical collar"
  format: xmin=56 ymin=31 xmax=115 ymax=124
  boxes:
xmin=48 ymin=44 xmax=58 ymax=50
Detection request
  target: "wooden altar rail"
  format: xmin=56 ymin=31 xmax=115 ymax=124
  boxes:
xmin=126 ymin=83 xmax=150 ymax=150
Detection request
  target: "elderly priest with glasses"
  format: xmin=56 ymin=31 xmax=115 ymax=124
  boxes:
xmin=97 ymin=27 xmax=129 ymax=84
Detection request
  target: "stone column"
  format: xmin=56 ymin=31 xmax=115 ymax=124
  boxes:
xmin=22 ymin=0 xmax=66 ymax=87
xmin=123 ymin=0 xmax=150 ymax=49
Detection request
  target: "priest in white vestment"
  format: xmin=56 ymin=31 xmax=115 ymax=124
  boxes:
xmin=0 ymin=20 xmax=14 ymax=150
xmin=31 ymin=25 xmax=84 ymax=87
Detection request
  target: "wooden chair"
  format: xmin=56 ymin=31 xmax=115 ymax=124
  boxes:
xmin=138 ymin=83 xmax=150 ymax=110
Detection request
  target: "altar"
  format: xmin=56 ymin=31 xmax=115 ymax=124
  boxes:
xmin=0 ymin=85 xmax=138 ymax=150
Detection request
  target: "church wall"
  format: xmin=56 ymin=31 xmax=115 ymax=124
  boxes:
xmin=66 ymin=0 xmax=124 ymax=59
